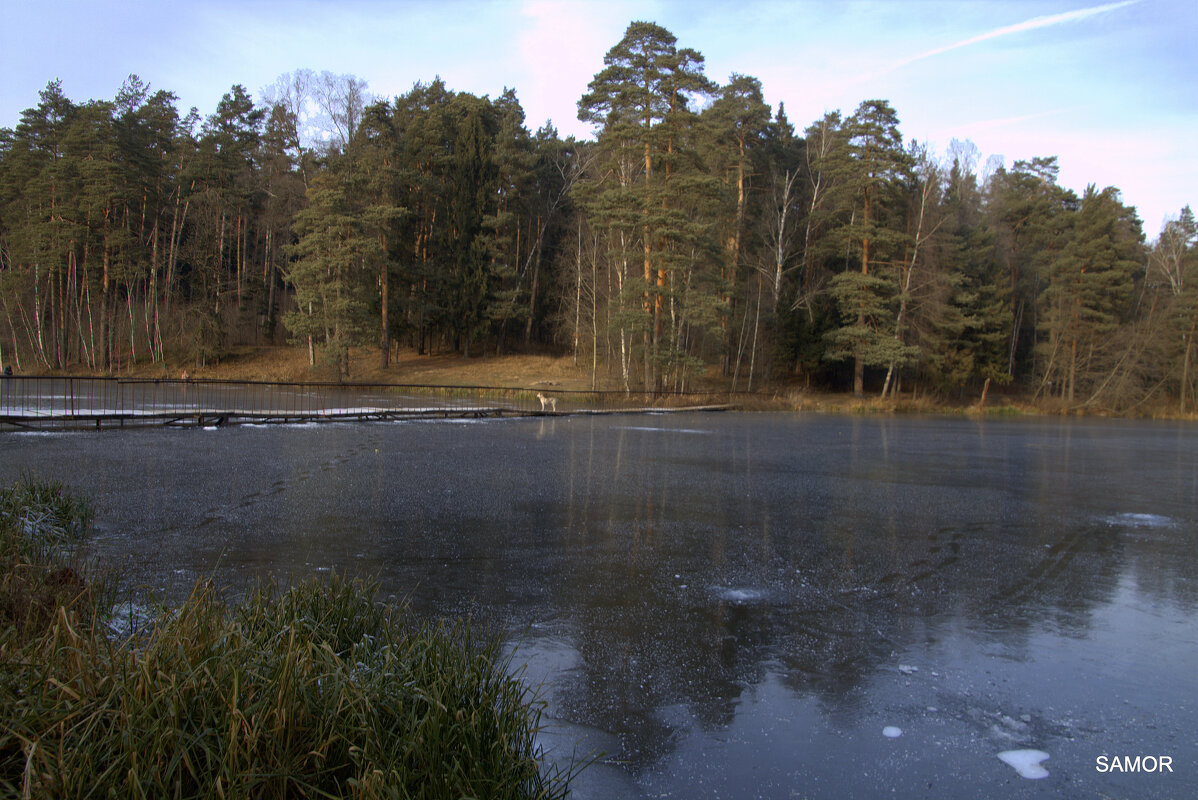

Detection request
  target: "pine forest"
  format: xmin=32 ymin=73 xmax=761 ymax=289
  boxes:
xmin=2 ymin=22 xmax=1196 ymax=413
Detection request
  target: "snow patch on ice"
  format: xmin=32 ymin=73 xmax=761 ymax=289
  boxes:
xmin=1104 ymin=512 xmax=1175 ymax=528
xmin=712 ymin=586 xmax=768 ymax=604
xmin=997 ymin=749 xmax=1050 ymax=779
xmin=882 ymin=726 xmax=903 ymax=738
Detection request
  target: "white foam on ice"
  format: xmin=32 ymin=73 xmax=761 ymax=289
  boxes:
xmin=997 ymin=749 xmax=1050 ymax=779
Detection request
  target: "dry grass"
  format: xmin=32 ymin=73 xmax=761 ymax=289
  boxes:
xmin=109 ymin=345 xmax=600 ymax=391
xmin=774 ymin=388 xmax=1040 ymax=418
xmin=0 ymin=479 xmax=580 ymax=799
xmin=52 ymin=345 xmax=1192 ymax=419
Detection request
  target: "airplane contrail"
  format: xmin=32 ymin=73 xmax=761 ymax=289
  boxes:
xmin=884 ymin=0 xmax=1142 ymax=74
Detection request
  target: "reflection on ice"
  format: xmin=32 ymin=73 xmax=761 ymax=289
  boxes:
xmin=997 ymin=749 xmax=1050 ymax=779
xmin=4 ymin=412 xmax=1197 ymax=799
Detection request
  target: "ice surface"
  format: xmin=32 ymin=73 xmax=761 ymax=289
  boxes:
xmin=6 ymin=411 xmax=1197 ymax=800
xmin=997 ymin=749 xmax=1050 ymax=779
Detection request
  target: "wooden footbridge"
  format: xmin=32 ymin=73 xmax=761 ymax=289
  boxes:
xmin=0 ymin=376 xmax=741 ymax=431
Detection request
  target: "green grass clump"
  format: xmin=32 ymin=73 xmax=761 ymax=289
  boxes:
xmin=982 ymin=403 xmax=1025 ymax=417
xmin=0 ymin=480 xmax=576 ymax=799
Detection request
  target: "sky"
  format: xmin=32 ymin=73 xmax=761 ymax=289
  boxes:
xmin=2 ymin=0 xmax=1194 ymax=236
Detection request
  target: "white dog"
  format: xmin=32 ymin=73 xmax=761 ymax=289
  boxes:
xmin=536 ymin=392 xmax=557 ymax=412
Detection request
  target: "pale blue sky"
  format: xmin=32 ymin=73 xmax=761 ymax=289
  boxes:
xmin=2 ymin=0 xmax=1193 ymax=234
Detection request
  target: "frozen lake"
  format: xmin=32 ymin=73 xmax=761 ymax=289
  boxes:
xmin=3 ymin=413 xmax=1196 ymax=798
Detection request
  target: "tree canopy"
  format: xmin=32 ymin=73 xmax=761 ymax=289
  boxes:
xmin=0 ymin=22 xmax=1189 ymax=411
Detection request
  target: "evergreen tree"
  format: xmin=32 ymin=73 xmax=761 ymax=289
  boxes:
xmin=259 ymin=99 xmax=308 ymax=341
xmin=1036 ymin=185 xmax=1143 ymax=402
xmin=578 ymin=21 xmax=718 ymax=390
xmin=823 ymin=100 xmax=913 ymax=395
xmin=924 ymin=156 xmax=1010 ymax=398
xmin=0 ymin=81 xmax=79 ymax=369
xmin=986 ymin=157 xmax=1077 ymax=380
xmin=283 ymin=168 xmax=379 ymax=378
xmin=1149 ymin=208 xmax=1198 ymax=410
xmin=702 ymin=74 xmax=771 ymax=384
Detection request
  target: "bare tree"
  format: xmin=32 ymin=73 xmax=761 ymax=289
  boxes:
xmin=265 ymin=70 xmax=371 ymax=155
xmin=946 ymin=138 xmax=980 ymax=182
xmin=315 ymin=71 xmax=370 ymax=151
xmin=881 ymin=143 xmax=945 ymax=398
xmin=261 ymin=70 xmax=313 ymax=160
xmin=793 ymin=112 xmax=843 ymax=320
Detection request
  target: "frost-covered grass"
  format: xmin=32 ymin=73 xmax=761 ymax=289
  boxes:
xmin=0 ymin=478 xmax=96 ymax=635
xmin=0 ymin=477 xmax=92 ymax=564
xmin=0 ymin=479 xmax=576 ymax=799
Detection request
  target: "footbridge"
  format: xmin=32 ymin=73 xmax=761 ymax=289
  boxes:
xmin=1 ymin=376 xmax=744 ymax=431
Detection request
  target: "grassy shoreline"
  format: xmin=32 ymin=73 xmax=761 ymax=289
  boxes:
xmin=0 ymin=479 xmax=577 ymax=799
xmin=20 ymin=343 xmax=1196 ymax=421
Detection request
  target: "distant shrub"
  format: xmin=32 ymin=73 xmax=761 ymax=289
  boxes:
xmin=982 ymin=404 xmax=1025 ymax=417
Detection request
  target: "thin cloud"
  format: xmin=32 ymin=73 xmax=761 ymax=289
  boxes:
xmin=878 ymin=0 xmax=1142 ymax=77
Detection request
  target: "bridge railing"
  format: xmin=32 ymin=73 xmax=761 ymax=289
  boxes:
xmin=1 ymin=376 xmax=750 ymax=429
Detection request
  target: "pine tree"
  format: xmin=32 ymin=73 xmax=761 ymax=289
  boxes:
xmin=986 ymin=157 xmax=1077 ymax=381
xmin=259 ymin=99 xmax=309 ymax=342
xmin=1150 ymin=208 xmax=1198 ymax=410
xmin=923 ymin=156 xmax=1011 ymax=399
xmin=702 ymin=74 xmax=771 ymax=384
xmin=579 ymin=21 xmax=718 ymax=390
xmin=283 ymin=168 xmax=379 ymax=378
xmin=1036 ymin=185 xmax=1143 ymax=402
xmin=0 ymin=81 xmax=79 ymax=369
xmin=823 ymin=100 xmax=913 ymax=395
